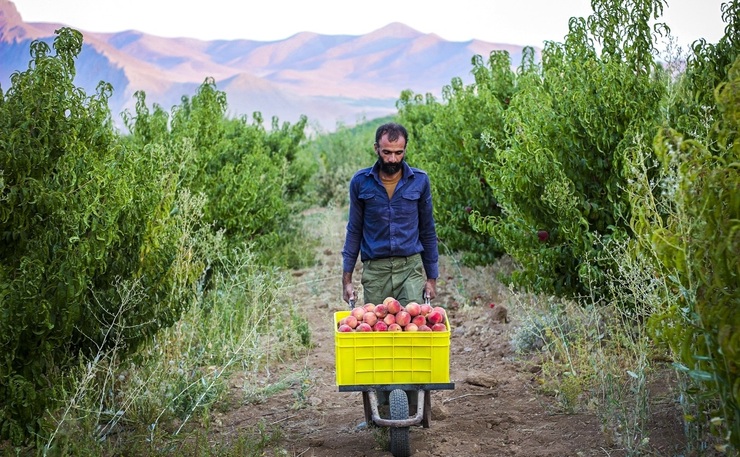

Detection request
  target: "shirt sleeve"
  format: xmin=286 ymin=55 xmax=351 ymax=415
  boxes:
xmin=342 ymin=175 xmax=363 ymax=273
xmin=418 ymin=175 xmax=439 ymax=279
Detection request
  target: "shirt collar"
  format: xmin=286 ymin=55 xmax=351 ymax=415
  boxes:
xmin=367 ymin=161 xmax=415 ymax=181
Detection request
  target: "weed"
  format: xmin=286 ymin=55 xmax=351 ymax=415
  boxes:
xmin=31 ymin=191 xmax=311 ymax=456
xmin=371 ymin=424 xmax=390 ymax=451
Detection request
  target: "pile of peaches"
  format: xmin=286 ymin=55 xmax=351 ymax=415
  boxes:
xmin=337 ymin=296 xmax=447 ymax=332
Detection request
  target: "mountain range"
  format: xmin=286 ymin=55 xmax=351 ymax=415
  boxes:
xmin=0 ymin=0 xmax=537 ymax=131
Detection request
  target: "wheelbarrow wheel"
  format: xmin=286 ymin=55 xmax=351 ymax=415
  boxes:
xmin=389 ymin=389 xmax=410 ymax=457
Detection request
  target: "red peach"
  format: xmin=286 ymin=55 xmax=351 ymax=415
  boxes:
xmin=432 ymin=307 xmax=447 ymax=323
xmin=363 ymin=303 xmax=376 ymax=313
xmin=374 ymin=304 xmax=388 ymax=318
xmin=404 ymin=323 xmax=418 ymax=332
xmin=420 ymin=303 xmax=432 ymax=316
xmin=383 ymin=297 xmax=402 ymax=314
xmin=431 ymin=323 xmax=447 ymax=332
xmin=405 ymin=302 xmax=421 ymax=317
xmin=426 ymin=310 xmax=444 ymax=325
xmin=338 ymin=324 xmax=353 ymax=332
xmin=388 ymin=323 xmax=403 ymax=332
xmin=356 ymin=323 xmax=373 ymax=332
xmin=363 ymin=312 xmax=378 ymax=327
xmin=418 ymin=324 xmax=432 ymax=331
xmin=345 ymin=315 xmax=359 ymax=329
xmin=339 ymin=317 xmax=347 ymax=326
xmin=351 ymin=307 xmax=365 ymax=321
xmin=373 ymin=321 xmax=388 ymax=332
xmin=383 ymin=314 xmax=396 ymax=326
xmin=412 ymin=315 xmax=426 ymax=327
xmin=395 ymin=310 xmax=411 ymax=327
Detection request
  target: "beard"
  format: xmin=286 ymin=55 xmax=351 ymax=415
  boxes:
xmin=378 ymin=157 xmax=403 ymax=175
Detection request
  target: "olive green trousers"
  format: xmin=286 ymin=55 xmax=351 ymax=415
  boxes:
xmin=361 ymin=253 xmax=425 ymax=306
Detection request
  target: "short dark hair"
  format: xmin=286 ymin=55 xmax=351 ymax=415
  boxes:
xmin=375 ymin=122 xmax=409 ymax=146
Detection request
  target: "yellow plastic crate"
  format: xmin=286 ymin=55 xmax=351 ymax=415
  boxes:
xmin=334 ymin=310 xmax=451 ymax=386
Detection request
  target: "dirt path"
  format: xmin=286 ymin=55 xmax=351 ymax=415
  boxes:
xmin=215 ymin=207 xmax=631 ymax=456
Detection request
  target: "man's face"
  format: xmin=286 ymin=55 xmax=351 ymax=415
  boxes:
xmin=375 ymin=133 xmax=406 ymax=175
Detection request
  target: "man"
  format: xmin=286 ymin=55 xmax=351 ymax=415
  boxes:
xmin=341 ymin=122 xmax=439 ymax=306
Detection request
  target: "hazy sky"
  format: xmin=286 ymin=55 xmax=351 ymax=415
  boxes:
xmin=12 ymin=0 xmax=727 ymax=49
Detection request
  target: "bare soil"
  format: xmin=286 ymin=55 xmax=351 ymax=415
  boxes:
xmin=212 ymin=206 xmax=688 ymax=457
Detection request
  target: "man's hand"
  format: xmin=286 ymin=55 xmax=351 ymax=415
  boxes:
xmin=424 ymin=278 xmax=437 ymax=301
xmin=343 ymin=284 xmax=356 ymax=305
xmin=342 ymin=271 xmax=356 ymax=304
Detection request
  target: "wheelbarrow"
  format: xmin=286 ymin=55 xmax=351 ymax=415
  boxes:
xmin=334 ymin=299 xmax=455 ymax=457
xmin=338 ymin=382 xmax=454 ymax=457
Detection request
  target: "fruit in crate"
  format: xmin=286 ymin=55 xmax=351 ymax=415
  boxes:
xmin=383 ymin=296 xmax=402 ymax=314
xmin=351 ymin=307 xmax=365 ymax=321
xmin=362 ymin=312 xmax=378 ymax=326
xmin=395 ymin=310 xmax=411 ymax=327
xmin=356 ymin=323 xmax=373 ymax=332
xmin=426 ymin=308 xmax=445 ymax=325
xmin=372 ymin=321 xmax=388 ymax=332
xmin=388 ymin=323 xmax=402 ymax=332
xmin=405 ymin=302 xmax=421 ymax=317
xmin=337 ymin=298 xmax=449 ymax=332
xmin=431 ymin=323 xmax=447 ymax=331
xmin=373 ymin=304 xmax=388 ymax=318
xmin=420 ymin=303 xmax=432 ymax=316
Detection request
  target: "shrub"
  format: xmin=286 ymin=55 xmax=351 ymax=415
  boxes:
xmin=125 ymin=79 xmax=314 ymax=269
xmin=396 ymin=51 xmax=516 ymax=265
xmin=471 ymin=0 xmax=668 ymax=299
xmin=629 ymin=56 xmax=740 ymax=451
xmin=0 ymin=29 xmax=200 ymax=443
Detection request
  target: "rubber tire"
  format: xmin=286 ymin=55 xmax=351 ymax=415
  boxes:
xmin=389 ymin=389 xmax=411 ymax=457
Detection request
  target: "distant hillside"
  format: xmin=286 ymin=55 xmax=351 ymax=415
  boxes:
xmin=0 ymin=0 xmax=539 ymax=131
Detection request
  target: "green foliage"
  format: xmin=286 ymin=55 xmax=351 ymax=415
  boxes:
xmin=32 ymin=195 xmax=311 ymax=454
xmin=396 ymin=51 xmax=519 ymax=265
xmin=630 ymin=56 xmax=740 ymax=451
xmin=126 ymin=78 xmax=314 ymax=269
xmin=0 ymin=29 xmax=200 ymax=443
xmin=668 ymin=0 xmax=740 ymax=142
xmin=471 ymin=0 xmax=667 ymax=298
xmin=0 ymin=26 xmax=317 ymax=450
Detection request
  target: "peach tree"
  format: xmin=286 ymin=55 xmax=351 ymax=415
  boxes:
xmin=0 ymin=29 xmax=200 ymax=443
xmin=396 ymin=49 xmax=526 ymax=265
xmin=125 ymin=79 xmax=312 ymax=268
xmin=470 ymin=0 xmax=668 ymax=299
xmin=632 ymin=4 xmax=740 ymax=448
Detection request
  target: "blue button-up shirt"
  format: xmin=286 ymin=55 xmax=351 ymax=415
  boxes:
xmin=342 ymin=161 xmax=439 ymax=279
